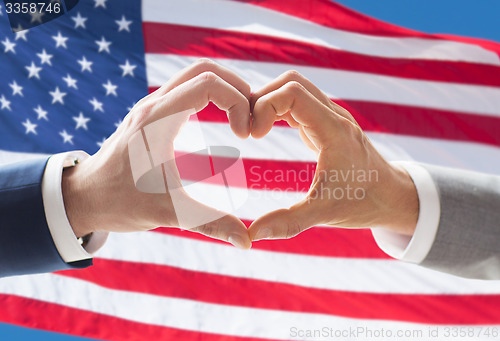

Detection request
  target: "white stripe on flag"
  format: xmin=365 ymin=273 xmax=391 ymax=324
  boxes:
xmin=2 ymin=118 xmax=500 ymax=175
xmin=146 ymin=54 xmax=500 ymax=117
xmin=94 ymin=232 xmax=500 ymax=295
xmin=175 ymin=121 xmax=500 ymax=175
xmin=142 ymin=0 xmax=500 ymax=65
xmin=0 ymin=273 xmax=497 ymax=340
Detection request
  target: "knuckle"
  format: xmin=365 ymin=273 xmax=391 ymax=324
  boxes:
xmin=256 ymin=92 xmax=271 ymax=106
xmin=282 ymin=70 xmax=304 ymax=82
xmin=284 ymin=81 xmax=306 ymax=96
xmin=125 ymin=99 xmax=158 ymax=129
xmin=191 ymin=59 xmax=217 ymax=76
xmin=285 ymin=213 xmax=303 ymax=239
xmin=241 ymin=81 xmax=252 ymax=97
xmin=331 ymin=102 xmax=358 ymax=124
xmin=336 ymin=117 xmax=353 ymax=134
xmin=194 ymin=58 xmax=216 ymax=68
xmin=196 ymin=71 xmax=220 ymax=85
xmin=285 ymin=220 xmax=303 ymax=239
xmin=341 ymin=117 xmax=363 ymax=139
xmin=194 ymin=219 xmax=221 ymax=239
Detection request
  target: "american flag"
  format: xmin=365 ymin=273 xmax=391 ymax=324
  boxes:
xmin=1 ymin=0 xmax=500 ymax=340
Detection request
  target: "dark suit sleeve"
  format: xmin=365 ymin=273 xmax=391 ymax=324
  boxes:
xmin=0 ymin=156 xmax=92 ymax=277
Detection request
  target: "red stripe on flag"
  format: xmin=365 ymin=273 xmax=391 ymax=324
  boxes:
xmin=143 ymin=22 xmax=500 ymax=87
xmin=148 ymin=95 xmax=500 ymax=148
xmin=0 ymin=294 xmax=268 ymax=341
xmin=234 ymin=0 xmax=500 ymax=58
xmin=174 ymin=150 xmax=316 ymax=192
xmin=335 ymin=99 xmax=500 ymax=148
xmin=233 ymin=0 xmax=424 ymax=37
xmin=59 ymin=260 xmax=500 ymax=325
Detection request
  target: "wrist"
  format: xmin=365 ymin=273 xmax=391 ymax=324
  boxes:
xmin=61 ymin=163 xmax=95 ymax=238
xmin=374 ymin=163 xmax=419 ymax=236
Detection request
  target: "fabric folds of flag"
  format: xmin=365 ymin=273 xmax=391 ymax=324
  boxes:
xmin=1 ymin=0 xmax=500 ymax=340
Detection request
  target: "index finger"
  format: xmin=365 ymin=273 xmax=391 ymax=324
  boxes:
xmin=151 ymin=58 xmax=251 ymax=101
xmin=251 ymin=70 xmax=358 ymax=128
xmin=151 ymin=71 xmax=252 ymax=138
xmin=252 ymin=81 xmax=342 ymax=141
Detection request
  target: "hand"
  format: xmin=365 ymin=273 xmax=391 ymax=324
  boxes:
xmin=62 ymin=59 xmax=252 ymax=249
xmin=248 ymin=71 xmax=419 ymax=241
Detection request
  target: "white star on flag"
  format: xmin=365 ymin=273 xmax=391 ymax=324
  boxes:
xmin=52 ymin=31 xmax=68 ymax=48
xmin=34 ymin=105 xmax=48 ymax=120
xmin=22 ymin=119 xmax=37 ymax=135
xmin=102 ymin=80 xmax=118 ymax=96
xmin=9 ymin=81 xmax=23 ymax=96
xmin=89 ymin=97 xmax=104 ymax=112
xmin=15 ymin=29 xmax=28 ymax=41
xmin=2 ymin=3 xmax=500 ymax=339
xmin=62 ymin=74 xmax=78 ymax=89
xmin=36 ymin=49 xmax=53 ymax=65
xmin=25 ymin=62 xmax=42 ymax=79
xmin=0 ymin=95 xmax=11 ymax=111
xmin=94 ymin=0 xmax=107 ymax=8
xmin=119 ymin=59 xmax=136 ymax=77
xmin=30 ymin=10 xmax=45 ymax=24
xmin=95 ymin=36 xmax=111 ymax=53
xmin=59 ymin=130 xmax=74 ymax=144
xmin=71 ymin=12 xmax=87 ymax=29
xmin=49 ymin=87 xmax=67 ymax=104
xmin=2 ymin=38 xmax=16 ymax=53
xmin=115 ymin=15 xmax=132 ymax=32
xmin=73 ymin=112 xmax=91 ymax=130
xmin=77 ymin=56 xmax=93 ymax=72
xmin=96 ymin=137 xmax=107 ymax=147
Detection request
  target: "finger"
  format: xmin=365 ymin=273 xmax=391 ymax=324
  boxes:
xmin=282 ymin=111 xmax=301 ymax=128
xmin=248 ymin=199 xmax=319 ymax=241
xmin=147 ymin=71 xmax=251 ymax=138
xmin=251 ymin=70 xmax=358 ymax=125
xmin=136 ymin=71 xmax=252 ymax=247
xmin=252 ymin=70 xmax=331 ymax=108
xmin=329 ymin=100 xmax=360 ymax=127
xmin=160 ymin=157 xmax=251 ymax=249
xmin=190 ymin=210 xmax=252 ymax=250
xmin=251 ymin=81 xmax=342 ymax=141
xmin=152 ymin=58 xmax=251 ymax=101
xmin=169 ymin=188 xmax=251 ymax=249
xmin=129 ymin=59 xmax=251 ymax=122
xmin=136 ymin=147 xmax=251 ymax=249
xmin=298 ymin=126 xmax=318 ymax=153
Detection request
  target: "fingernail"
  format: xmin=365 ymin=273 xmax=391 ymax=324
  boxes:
xmin=228 ymin=235 xmax=246 ymax=249
xmin=254 ymin=227 xmax=271 ymax=241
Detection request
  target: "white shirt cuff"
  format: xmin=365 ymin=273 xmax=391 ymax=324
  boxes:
xmin=41 ymin=151 xmax=108 ymax=263
xmin=371 ymin=162 xmax=441 ymax=263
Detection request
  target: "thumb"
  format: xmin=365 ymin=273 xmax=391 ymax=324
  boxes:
xmin=248 ymin=200 xmax=319 ymax=241
xmin=191 ymin=213 xmax=252 ymax=250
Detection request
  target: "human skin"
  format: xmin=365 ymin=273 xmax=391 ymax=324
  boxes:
xmin=62 ymin=59 xmax=253 ymax=249
xmin=62 ymin=60 xmax=418 ymax=249
xmin=248 ymin=70 xmax=419 ymax=241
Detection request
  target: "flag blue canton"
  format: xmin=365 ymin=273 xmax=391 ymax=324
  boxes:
xmin=0 ymin=0 xmax=148 ymax=154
